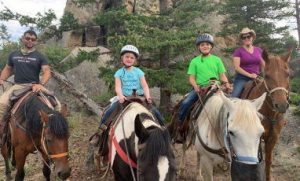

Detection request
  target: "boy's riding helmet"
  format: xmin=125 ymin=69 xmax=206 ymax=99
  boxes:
xmin=120 ymin=45 xmax=139 ymax=58
xmin=195 ymin=33 xmax=214 ymax=47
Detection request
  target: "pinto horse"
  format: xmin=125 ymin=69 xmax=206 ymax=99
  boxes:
xmin=1 ymin=93 xmax=70 ymax=181
xmin=109 ymin=102 xmax=176 ymax=181
xmin=240 ymin=50 xmax=292 ymax=181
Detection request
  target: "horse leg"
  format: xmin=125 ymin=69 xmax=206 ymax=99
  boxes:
xmin=1 ymin=143 xmax=12 ymax=180
xmin=199 ymin=155 xmax=213 ymax=181
xmin=178 ymin=143 xmax=187 ymax=177
xmin=264 ymin=119 xmax=285 ymax=181
xmin=14 ymin=148 xmax=28 ymax=181
xmin=196 ymin=152 xmax=203 ymax=181
xmin=42 ymin=161 xmax=51 ymax=181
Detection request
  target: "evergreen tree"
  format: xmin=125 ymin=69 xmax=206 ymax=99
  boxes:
xmin=219 ymin=0 xmax=294 ymax=53
xmin=95 ymin=0 xmax=214 ymax=115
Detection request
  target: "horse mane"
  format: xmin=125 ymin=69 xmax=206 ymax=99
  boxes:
xmin=139 ymin=118 xmax=171 ymax=164
xmin=229 ymin=99 xmax=263 ymax=131
xmin=20 ymin=94 xmax=69 ymax=138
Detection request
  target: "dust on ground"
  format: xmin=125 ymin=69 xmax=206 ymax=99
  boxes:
xmin=0 ymin=107 xmax=299 ymax=181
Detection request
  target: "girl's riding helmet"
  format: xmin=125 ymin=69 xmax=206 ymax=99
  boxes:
xmin=120 ymin=45 xmax=139 ymax=58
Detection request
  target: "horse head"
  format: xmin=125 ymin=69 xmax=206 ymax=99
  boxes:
xmin=263 ymin=50 xmax=292 ymax=113
xmin=135 ymin=114 xmax=176 ymax=181
xmin=221 ymin=92 xmax=266 ymax=180
xmin=39 ymin=109 xmax=71 ymax=180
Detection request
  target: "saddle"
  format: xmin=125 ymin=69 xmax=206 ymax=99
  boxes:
xmin=169 ymin=85 xmax=218 ymax=143
xmin=97 ymin=96 xmax=154 ymax=157
xmin=240 ymin=79 xmax=262 ymax=99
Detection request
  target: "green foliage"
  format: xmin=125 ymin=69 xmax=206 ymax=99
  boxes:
xmin=94 ymin=0 xmax=214 ymax=95
xmin=291 ymin=78 xmax=300 ymax=94
xmin=219 ymin=0 xmax=294 ymax=53
xmin=0 ymin=42 xmax=20 ymax=69
xmin=0 ymin=7 xmax=56 ymax=31
xmin=39 ymin=45 xmax=71 ymax=72
xmin=76 ymin=49 xmax=100 ymax=62
xmin=92 ymin=92 xmax=114 ymax=106
xmin=289 ymin=92 xmax=300 ymax=106
xmin=293 ymin=106 xmax=300 ymax=117
xmin=59 ymin=12 xmax=80 ymax=32
xmin=0 ymin=24 xmax=10 ymax=45
xmin=40 ymin=46 xmax=101 ymax=72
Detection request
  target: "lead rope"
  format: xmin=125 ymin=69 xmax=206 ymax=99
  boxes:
xmin=24 ymin=99 xmax=52 ymax=169
xmin=121 ymin=115 xmax=137 ymax=181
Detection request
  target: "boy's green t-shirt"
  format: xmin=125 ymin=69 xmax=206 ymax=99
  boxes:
xmin=187 ymin=54 xmax=226 ymax=87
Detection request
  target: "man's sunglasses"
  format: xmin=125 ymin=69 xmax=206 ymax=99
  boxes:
xmin=24 ymin=37 xmax=37 ymax=42
xmin=241 ymin=35 xmax=252 ymax=40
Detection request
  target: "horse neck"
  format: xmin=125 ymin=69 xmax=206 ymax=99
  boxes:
xmin=197 ymin=95 xmax=226 ymax=146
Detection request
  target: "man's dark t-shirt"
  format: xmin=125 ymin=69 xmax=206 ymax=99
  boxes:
xmin=8 ymin=50 xmax=49 ymax=84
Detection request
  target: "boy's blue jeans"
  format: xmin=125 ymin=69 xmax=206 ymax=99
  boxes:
xmin=231 ymin=73 xmax=252 ymax=98
xmin=178 ymin=90 xmax=198 ymax=124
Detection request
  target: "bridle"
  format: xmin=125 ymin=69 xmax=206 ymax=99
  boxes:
xmin=263 ymin=80 xmax=289 ymax=99
xmin=28 ymin=113 xmax=68 ymax=169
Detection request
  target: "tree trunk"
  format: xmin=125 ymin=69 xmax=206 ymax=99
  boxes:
xmin=51 ymin=70 xmax=104 ymax=117
xmin=159 ymin=47 xmax=171 ymax=115
xmin=296 ymin=0 xmax=300 ymax=47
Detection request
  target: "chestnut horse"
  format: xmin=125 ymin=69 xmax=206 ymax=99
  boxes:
xmin=1 ymin=93 xmax=71 ymax=181
xmin=240 ymin=50 xmax=292 ymax=181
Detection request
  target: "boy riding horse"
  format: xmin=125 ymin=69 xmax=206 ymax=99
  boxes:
xmin=169 ymin=33 xmax=231 ymax=142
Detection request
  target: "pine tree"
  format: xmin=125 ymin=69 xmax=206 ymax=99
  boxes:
xmin=219 ymin=0 xmax=294 ymax=53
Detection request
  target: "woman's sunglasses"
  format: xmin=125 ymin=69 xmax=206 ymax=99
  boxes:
xmin=241 ymin=35 xmax=252 ymax=40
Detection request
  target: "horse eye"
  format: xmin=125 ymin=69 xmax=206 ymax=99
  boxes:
xmin=229 ymin=131 xmax=235 ymax=136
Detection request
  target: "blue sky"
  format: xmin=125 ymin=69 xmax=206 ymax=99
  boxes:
xmin=0 ymin=0 xmax=298 ymax=42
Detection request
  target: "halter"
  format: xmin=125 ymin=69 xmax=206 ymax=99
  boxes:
xmin=263 ymin=80 xmax=289 ymax=97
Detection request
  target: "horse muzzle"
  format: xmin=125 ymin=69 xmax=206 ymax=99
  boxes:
xmin=57 ymin=167 xmax=71 ymax=180
xmin=273 ymin=101 xmax=289 ymax=113
xmin=231 ymin=159 xmax=265 ymax=181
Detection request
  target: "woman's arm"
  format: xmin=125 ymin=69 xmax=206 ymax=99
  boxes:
xmin=233 ymin=57 xmax=257 ymax=78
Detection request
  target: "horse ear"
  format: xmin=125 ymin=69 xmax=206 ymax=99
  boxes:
xmin=220 ymin=92 xmax=234 ymax=111
xmin=281 ymin=49 xmax=292 ymax=63
xmin=135 ymin=114 xmax=149 ymax=141
xmin=262 ymin=49 xmax=269 ymax=63
xmin=60 ymin=103 xmax=70 ymax=117
xmin=39 ymin=110 xmax=49 ymax=123
xmin=251 ymin=92 xmax=267 ymax=111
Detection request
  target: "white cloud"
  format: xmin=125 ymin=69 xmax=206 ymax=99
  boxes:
xmin=0 ymin=0 xmax=67 ymax=41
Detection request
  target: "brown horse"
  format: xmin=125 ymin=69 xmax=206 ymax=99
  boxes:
xmin=240 ymin=50 xmax=292 ymax=181
xmin=1 ymin=93 xmax=71 ymax=181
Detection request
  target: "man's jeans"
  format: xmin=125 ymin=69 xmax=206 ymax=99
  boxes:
xmin=178 ymin=90 xmax=198 ymax=124
xmin=231 ymin=73 xmax=252 ymax=98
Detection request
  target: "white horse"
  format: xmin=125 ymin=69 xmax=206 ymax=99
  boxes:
xmin=179 ymin=91 xmax=266 ymax=181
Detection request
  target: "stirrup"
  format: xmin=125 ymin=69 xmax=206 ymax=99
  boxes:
xmin=89 ymin=125 xmax=108 ymax=146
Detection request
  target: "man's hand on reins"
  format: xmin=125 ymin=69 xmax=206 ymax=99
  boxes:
xmin=32 ymin=84 xmax=44 ymax=92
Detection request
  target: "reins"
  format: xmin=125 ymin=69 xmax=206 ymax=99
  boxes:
xmin=195 ymin=87 xmax=230 ymax=161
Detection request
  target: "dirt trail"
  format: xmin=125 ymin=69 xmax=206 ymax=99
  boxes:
xmin=0 ymin=108 xmax=299 ymax=181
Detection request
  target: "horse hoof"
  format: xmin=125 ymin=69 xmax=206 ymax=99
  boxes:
xmin=6 ymin=174 xmax=13 ymax=181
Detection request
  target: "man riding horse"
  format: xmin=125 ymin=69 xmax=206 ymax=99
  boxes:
xmin=0 ymin=30 xmax=59 ymax=147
